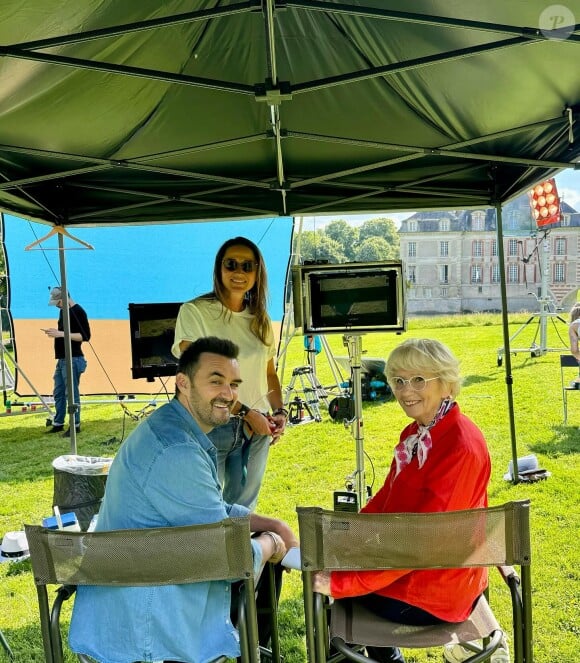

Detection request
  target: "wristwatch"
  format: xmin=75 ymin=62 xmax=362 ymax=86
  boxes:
xmin=272 ymin=407 xmax=289 ymax=418
xmin=237 ymin=403 xmax=251 ymax=419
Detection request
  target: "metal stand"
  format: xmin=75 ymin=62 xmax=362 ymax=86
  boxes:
xmin=342 ymin=334 xmax=367 ymax=510
xmin=1 ymin=308 xmax=54 ymax=416
xmin=497 ymin=233 xmax=567 ymax=366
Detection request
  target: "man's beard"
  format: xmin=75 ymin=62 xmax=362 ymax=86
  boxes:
xmin=188 ymin=392 xmax=232 ymax=429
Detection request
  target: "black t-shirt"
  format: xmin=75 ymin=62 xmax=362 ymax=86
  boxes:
xmin=54 ymin=303 xmax=91 ymax=359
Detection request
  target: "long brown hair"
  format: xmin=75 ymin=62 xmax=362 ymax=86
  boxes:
xmin=199 ymin=236 xmax=271 ymax=345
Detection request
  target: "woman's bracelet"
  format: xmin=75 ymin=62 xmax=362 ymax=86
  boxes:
xmin=271 ymin=407 xmax=289 ymax=419
xmin=262 ymin=531 xmax=285 ymax=562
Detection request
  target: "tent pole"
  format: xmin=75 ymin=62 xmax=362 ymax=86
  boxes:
xmin=495 ymin=200 xmax=519 ymax=484
xmin=57 ymin=230 xmax=78 ymax=454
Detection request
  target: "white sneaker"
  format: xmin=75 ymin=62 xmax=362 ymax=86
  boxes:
xmin=443 ymin=639 xmax=510 ymax=663
xmin=443 ymin=643 xmax=475 ymax=662
xmin=491 ymin=644 xmax=510 ymax=663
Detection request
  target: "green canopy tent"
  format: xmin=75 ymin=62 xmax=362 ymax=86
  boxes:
xmin=1 ymin=0 xmax=579 ymax=474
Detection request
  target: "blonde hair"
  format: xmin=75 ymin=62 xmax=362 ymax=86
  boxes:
xmin=569 ymin=303 xmax=580 ymax=323
xmin=386 ymin=338 xmax=462 ymax=399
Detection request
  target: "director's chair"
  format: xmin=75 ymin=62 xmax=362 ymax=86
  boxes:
xmin=298 ymin=500 xmax=533 ymax=663
xmin=25 ymin=517 xmax=269 ymax=663
xmin=560 ymin=354 xmax=580 ymax=423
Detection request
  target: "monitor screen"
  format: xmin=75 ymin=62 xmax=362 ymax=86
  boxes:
xmin=292 ymin=262 xmax=405 ymax=334
xmin=128 ymin=303 xmax=181 ymax=380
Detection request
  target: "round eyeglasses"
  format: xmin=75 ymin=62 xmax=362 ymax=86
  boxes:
xmin=222 ymin=258 xmax=258 ymax=273
xmin=389 ymin=376 xmax=439 ymax=391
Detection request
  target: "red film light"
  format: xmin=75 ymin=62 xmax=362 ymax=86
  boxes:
xmin=528 ymin=178 xmax=561 ymax=228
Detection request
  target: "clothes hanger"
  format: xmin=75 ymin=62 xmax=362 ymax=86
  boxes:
xmin=24 ymin=225 xmax=94 ymax=251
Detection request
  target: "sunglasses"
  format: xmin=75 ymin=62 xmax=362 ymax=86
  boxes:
xmin=389 ymin=376 xmax=439 ymax=391
xmin=222 ymin=258 xmax=258 ymax=273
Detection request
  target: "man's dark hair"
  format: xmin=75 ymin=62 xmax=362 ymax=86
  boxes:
xmin=177 ymin=336 xmax=239 ymax=386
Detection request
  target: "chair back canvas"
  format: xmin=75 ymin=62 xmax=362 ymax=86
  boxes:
xmin=25 ymin=517 xmax=254 ymax=586
xmin=298 ymin=501 xmax=531 ymax=573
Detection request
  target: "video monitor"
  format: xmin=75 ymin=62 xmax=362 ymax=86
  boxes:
xmin=292 ymin=261 xmax=406 ymax=334
xmin=128 ymin=303 xmax=181 ymax=380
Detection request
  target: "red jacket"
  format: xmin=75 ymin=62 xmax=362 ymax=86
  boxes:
xmin=330 ymin=404 xmax=491 ymax=622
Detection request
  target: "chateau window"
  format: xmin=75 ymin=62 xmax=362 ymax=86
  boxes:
xmin=491 ymin=263 xmax=501 ymax=283
xmin=472 ymin=240 xmax=483 ymax=257
xmin=408 ymin=220 xmax=418 ymax=232
xmin=508 ymin=239 xmax=518 ymax=257
xmin=508 ymin=264 xmax=519 ymax=283
xmin=554 ymin=263 xmax=565 ymax=282
xmin=440 ymin=241 xmax=449 ymax=257
xmin=472 ymin=211 xmax=485 ymax=231
xmin=471 ymin=265 xmax=483 ymax=283
xmin=439 ymin=264 xmax=449 ymax=284
xmin=408 ymin=265 xmax=416 ymax=283
xmin=439 ymin=218 xmax=450 ymax=232
xmin=506 ymin=210 xmax=519 ymax=231
xmin=408 ymin=242 xmax=417 ymax=258
xmin=441 ymin=287 xmax=448 ymax=297
xmin=491 ymin=239 xmax=498 ymax=257
xmin=555 ymin=238 xmax=566 ymax=256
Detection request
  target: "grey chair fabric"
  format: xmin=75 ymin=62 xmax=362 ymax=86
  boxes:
xmin=298 ymin=500 xmax=533 ymax=663
xmin=25 ymin=517 xmax=261 ymax=663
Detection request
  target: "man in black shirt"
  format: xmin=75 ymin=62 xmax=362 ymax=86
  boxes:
xmin=43 ymin=287 xmax=91 ymax=435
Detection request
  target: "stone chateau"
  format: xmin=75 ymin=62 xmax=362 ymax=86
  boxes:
xmin=399 ymin=193 xmax=580 ymax=315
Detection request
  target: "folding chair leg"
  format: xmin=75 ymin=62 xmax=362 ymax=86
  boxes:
xmin=302 ymin=571 xmax=317 ymax=663
xmin=314 ymin=593 xmax=328 ymax=663
xmin=521 ymin=567 xmax=534 ymax=663
xmin=563 ymin=390 xmax=567 ymax=424
xmin=259 ymin=563 xmax=281 ymax=663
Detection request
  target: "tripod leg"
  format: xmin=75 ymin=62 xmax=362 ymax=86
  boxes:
xmin=0 ymin=628 xmax=14 ymax=660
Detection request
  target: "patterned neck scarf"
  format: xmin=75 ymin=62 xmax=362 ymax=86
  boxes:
xmin=393 ymin=398 xmax=455 ymax=476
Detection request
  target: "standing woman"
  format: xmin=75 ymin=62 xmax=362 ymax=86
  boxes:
xmin=172 ymin=237 xmax=288 ymax=510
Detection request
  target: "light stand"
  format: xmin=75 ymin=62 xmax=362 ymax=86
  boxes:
xmin=342 ymin=334 xmax=367 ymax=510
xmin=497 ymin=230 xmax=567 ymax=366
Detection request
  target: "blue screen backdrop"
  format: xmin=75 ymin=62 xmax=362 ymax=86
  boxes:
xmin=4 ymin=215 xmax=293 ymax=321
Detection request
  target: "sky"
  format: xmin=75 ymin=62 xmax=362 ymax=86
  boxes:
xmin=302 ymin=170 xmax=580 ymax=231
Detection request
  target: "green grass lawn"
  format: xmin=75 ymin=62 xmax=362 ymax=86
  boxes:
xmin=1 ymin=313 xmax=578 ymax=662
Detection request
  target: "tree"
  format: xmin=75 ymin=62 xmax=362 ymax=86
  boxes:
xmin=324 ymin=220 xmax=359 ymax=261
xmin=359 ymin=218 xmax=400 ymax=257
xmin=294 ymin=230 xmax=348 ymax=263
xmin=354 ymin=236 xmax=396 ymax=262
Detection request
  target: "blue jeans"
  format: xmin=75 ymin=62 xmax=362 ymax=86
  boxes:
xmin=53 ymin=356 xmax=87 ymax=427
xmin=207 ymin=417 xmax=271 ymax=510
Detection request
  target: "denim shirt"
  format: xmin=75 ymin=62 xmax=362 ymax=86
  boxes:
xmin=69 ymin=398 xmax=262 ymax=663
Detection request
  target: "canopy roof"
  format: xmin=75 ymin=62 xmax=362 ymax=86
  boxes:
xmin=0 ymin=1 xmax=579 ymax=226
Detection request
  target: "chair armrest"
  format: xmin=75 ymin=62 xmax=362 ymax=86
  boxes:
xmin=56 ymin=584 xmax=77 ymax=602
xmin=497 ymin=565 xmax=520 ymax=585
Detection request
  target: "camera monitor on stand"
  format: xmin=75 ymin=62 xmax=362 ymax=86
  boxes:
xmin=128 ymin=303 xmax=181 ymax=381
xmin=292 ymin=261 xmax=406 ymax=335
xmin=291 ymin=261 xmax=406 ymax=512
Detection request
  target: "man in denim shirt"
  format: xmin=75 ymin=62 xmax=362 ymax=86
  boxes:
xmin=69 ymin=336 xmax=297 ymax=663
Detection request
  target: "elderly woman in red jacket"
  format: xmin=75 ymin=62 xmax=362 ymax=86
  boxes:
xmin=313 ymin=338 xmax=491 ymax=663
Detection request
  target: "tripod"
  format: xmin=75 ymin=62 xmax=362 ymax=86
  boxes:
xmin=497 ymin=233 xmax=567 ymax=366
xmin=284 ymin=365 xmax=326 ymax=424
